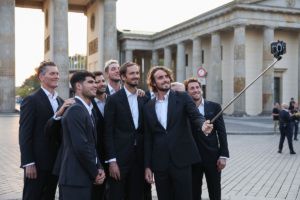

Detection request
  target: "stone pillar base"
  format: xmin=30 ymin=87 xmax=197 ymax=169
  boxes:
xmin=231 ymin=111 xmax=248 ymax=117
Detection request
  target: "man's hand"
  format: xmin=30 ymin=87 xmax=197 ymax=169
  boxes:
xmin=217 ymin=158 xmax=226 ymax=172
xmin=25 ymin=164 xmax=37 ymax=179
xmin=137 ymin=89 xmax=145 ymax=97
xmin=94 ymin=169 xmax=106 ymax=185
xmin=109 ymin=161 xmax=121 ymax=181
xmin=145 ymin=168 xmax=154 ymax=184
xmin=202 ymin=120 xmax=213 ymax=135
xmin=55 ymin=98 xmax=75 ymax=117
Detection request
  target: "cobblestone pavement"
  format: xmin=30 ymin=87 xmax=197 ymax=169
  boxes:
xmin=0 ymin=114 xmax=299 ymax=200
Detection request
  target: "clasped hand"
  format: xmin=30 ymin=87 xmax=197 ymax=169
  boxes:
xmin=94 ymin=169 xmax=106 ymax=185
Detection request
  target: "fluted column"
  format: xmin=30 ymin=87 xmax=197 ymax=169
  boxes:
xmin=208 ymin=32 xmax=222 ymax=104
xmin=262 ymin=26 xmax=274 ymax=114
xmin=192 ymin=36 xmax=202 ymax=77
xmin=152 ymin=50 xmax=159 ymax=66
xmin=164 ymin=46 xmax=172 ymax=68
xmin=0 ymin=0 xmax=15 ymax=112
xmin=44 ymin=0 xmax=69 ymax=99
xmin=125 ymin=49 xmax=133 ymax=62
xmin=233 ymin=25 xmax=246 ymax=115
xmin=298 ymin=32 xmax=300 ymax=104
xmin=176 ymin=42 xmax=186 ymax=82
xmin=103 ymin=0 xmax=117 ymax=62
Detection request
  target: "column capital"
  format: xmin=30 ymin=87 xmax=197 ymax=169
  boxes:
xmin=192 ymin=36 xmax=201 ymax=41
xmin=177 ymin=41 xmax=185 ymax=45
xmin=233 ymin=24 xmax=246 ymax=29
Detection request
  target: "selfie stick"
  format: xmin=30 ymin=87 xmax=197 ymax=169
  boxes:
xmin=210 ymin=56 xmax=282 ymax=124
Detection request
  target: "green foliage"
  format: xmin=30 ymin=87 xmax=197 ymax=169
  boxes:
xmin=16 ymin=74 xmax=40 ymax=98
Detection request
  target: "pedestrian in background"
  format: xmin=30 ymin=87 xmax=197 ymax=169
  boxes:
xmin=272 ymin=102 xmax=280 ymax=134
xmin=278 ymin=103 xmax=296 ymax=155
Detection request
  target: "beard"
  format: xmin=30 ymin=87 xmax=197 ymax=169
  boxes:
xmin=156 ymin=83 xmax=170 ymax=92
xmin=127 ymin=81 xmax=139 ymax=88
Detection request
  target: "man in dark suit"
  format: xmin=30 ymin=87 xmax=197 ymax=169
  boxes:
xmin=104 ymin=62 xmax=149 ymax=200
xmin=19 ymin=61 xmax=73 ymax=200
xmin=144 ymin=66 xmax=213 ymax=200
xmin=92 ymin=71 xmax=107 ymax=200
xmin=184 ymin=78 xmax=229 ymax=200
xmin=278 ymin=103 xmax=296 ymax=154
xmin=59 ymin=71 xmax=106 ymax=199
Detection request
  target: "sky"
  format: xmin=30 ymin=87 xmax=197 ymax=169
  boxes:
xmin=15 ymin=0 xmax=232 ymax=86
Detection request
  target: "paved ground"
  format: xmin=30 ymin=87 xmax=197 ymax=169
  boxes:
xmin=0 ymin=114 xmax=299 ymax=200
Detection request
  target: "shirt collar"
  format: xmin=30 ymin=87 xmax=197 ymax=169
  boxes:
xmin=200 ymin=97 xmax=205 ymax=106
xmin=124 ymin=86 xmax=138 ymax=97
xmin=41 ymin=86 xmax=58 ymax=99
xmin=94 ymin=94 xmax=106 ymax=103
xmin=108 ymin=83 xmax=121 ymax=94
xmin=156 ymin=90 xmax=170 ymax=101
xmin=75 ymin=96 xmax=93 ymax=115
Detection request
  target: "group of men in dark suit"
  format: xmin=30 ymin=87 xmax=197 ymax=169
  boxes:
xmin=19 ymin=60 xmax=229 ymax=200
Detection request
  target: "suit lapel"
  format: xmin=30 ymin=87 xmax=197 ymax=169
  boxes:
xmin=119 ymin=89 xmax=135 ymax=130
xmin=137 ymin=97 xmax=144 ymax=129
xmin=204 ymin=100 xmax=208 ymax=118
xmin=38 ymin=88 xmax=55 ymax=115
xmin=92 ymin=99 xmax=104 ymax=120
xmin=167 ymin=90 xmax=176 ymax=130
xmin=75 ymin=98 xmax=98 ymax=143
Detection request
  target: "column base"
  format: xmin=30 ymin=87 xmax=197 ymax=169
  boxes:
xmin=231 ymin=111 xmax=248 ymax=117
xmin=259 ymin=110 xmax=272 ymax=116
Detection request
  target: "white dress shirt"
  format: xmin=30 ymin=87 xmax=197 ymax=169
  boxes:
xmin=124 ymin=87 xmax=139 ymax=129
xmin=197 ymin=97 xmax=205 ymax=116
xmin=155 ymin=90 xmax=170 ymax=130
xmin=108 ymin=83 xmax=121 ymax=95
xmin=94 ymin=97 xmax=106 ymax=117
xmin=41 ymin=86 xmax=58 ymax=113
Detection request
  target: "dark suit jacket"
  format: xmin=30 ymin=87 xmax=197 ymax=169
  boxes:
xmin=143 ymin=90 xmax=203 ymax=171
xmin=279 ymin=109 xmax=292 ymax=129
xmin=59 ymin=98 xmax=101 ymax=187
xmin=192 ymin=100 xmax=229 ymax=164
xmin=92 ymin=98 xmax=106 ymax=166
xmin=104 ymin=88 xmax=148 ymax=168
xmin=19 ymin=88 xmax=63 ymax=170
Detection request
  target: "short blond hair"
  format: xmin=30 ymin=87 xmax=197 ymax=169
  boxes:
xmin=104 ymin=59 xmax=119 ymax=73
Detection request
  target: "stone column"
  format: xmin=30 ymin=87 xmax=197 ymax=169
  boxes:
xmin=125 ymin=49 xmax=133 ymax=62
xmin=164 ymin=46 xmax=172 ymax=68
xmin=0 ymin=0 xmax=15 ymax=112
xmin=44 ymin=0 xmax=69 ymax=99
xmin=176 ymin=42 xmax=186 ymax=82
xmin=296 ymin=32 xmax=300 ymax=104
xmin=233 ymin=25 xmax=246 ymax=115
xmin=298 ymin=32 xmax=300 ymax=104
xmin=103 ymin=0 xmax=117 ymax=62
xmin=192 ymin=36 xmax=202 ymax=77
xmin=262 ymin=27 xmax=274 ymax=114
xmin=152 ymin=50 xmax=159 ymax=66
xmin=208 ymin=32 xmax=222 ymax=104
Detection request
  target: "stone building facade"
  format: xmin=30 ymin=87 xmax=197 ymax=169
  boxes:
xmin=119 ymin=0 xmax=300 ymax=115
xmin=0 ymin=0 xmax=299 ymax=115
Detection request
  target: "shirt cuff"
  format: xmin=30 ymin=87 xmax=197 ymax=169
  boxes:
xmin=219 ymin=156 xmax=228 ymax=160
xmin=105 ymin=158 xmax=116 ymax=163
xmin=23 ymin=162 xmax=35 ymax=167
xmin=53 ymin=114 xmax=62 ymax=120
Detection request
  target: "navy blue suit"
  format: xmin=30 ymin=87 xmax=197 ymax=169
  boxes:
xmin=278 ymin=109 xmax=295 ymax=153
xmin=19 ymin=88 xmax=63 ymax=200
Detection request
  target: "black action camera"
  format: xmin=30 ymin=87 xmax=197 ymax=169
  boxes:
xmin=271 ymin=40 xmax=286 ymax=59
